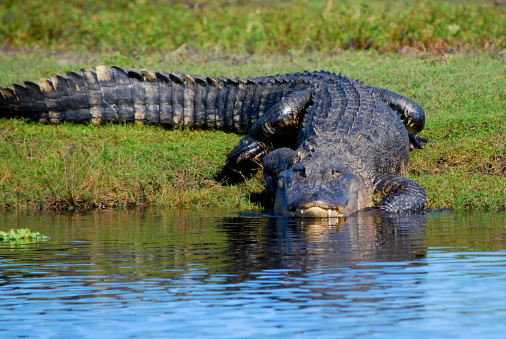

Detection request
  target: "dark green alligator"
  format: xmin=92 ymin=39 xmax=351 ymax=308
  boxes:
xmin=0 ymin=66 xmax=429 ymax=217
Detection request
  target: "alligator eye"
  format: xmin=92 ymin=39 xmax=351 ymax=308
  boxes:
xmin=292 ymin=163 xmax=306 ymax=177
xmin=331 ymin=167 xmax=341 ymax=178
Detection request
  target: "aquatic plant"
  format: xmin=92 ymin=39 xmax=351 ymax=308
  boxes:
xmin=0 ymin=228 xmax=48 ymax=242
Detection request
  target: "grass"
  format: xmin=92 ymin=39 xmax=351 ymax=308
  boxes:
xmin=0 ymin=118 xmax=264 ymax=210
xmin=1 ymin=0 xmax=504 ymax=55
xmin=0 ymin=0 xmax=504 ymax=212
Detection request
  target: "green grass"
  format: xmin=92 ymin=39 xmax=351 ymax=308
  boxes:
xmin=1 ymin=0 xmax=504 ymax=55
xmin=0 ymin=118 xmax=265 ymax=210
xmin=0 ymin=0 xmax=504 ymax=212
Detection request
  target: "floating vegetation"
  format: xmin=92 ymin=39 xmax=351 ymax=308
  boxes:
xmin=0 ymin=228 xmax=48 ymax=243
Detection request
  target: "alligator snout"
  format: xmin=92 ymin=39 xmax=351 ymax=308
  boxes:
xmin=286 ymin=193 xmax=348 ymax=217
xmin=287 ymin=205 xmax=346 ymax=218
xmin=273 ymin=162 xmax=368 ymax=218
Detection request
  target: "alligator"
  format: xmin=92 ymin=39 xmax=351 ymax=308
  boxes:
xmin=0 ymin=66 xmax=429 ymax=217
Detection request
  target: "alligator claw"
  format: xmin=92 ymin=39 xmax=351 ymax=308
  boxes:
xmin=409 ymin=134 xmax=432 ymax=151
xmin=227 ymin=135 xmax=270 ymax=163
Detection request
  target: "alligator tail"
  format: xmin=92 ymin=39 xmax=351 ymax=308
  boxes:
xmin=0 ymin=66 xmax=253 ymax=132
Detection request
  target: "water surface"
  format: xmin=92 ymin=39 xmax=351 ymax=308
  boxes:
xmin=1 ymin=209 xmax=505 ymax=338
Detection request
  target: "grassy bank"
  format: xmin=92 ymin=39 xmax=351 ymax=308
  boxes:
xmin=1 ymin=52 xmax=504 ymax=211
xmin=0 ymin=0 xmax=505 ymax=211
xmin=1 ymin=0 xmax=504 ymax=55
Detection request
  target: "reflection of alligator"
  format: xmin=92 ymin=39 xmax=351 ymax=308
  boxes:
xmin=221 ymin=210 xmax=428 ymax=281
xmin=0 ymin=67 xmax=428 ymax=216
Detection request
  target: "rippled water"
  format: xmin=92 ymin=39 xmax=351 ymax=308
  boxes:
xmin=1 ymin=209 xmax=506 ymax=338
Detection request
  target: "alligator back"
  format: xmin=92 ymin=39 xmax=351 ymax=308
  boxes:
xmin=0 ymin=66 xmax=299 ymax=133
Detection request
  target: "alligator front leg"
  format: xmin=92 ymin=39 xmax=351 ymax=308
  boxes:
xmin=373 ymin=175 xmax=427 ymax=212
xmin=227 ymin=90 xmax=311 ymax=163
xmin=368 ymin=86 xmax=430 ymax=149
xmin=408 ymin=134 xmax=431 ymax=150
xmin=262 ymin=147 xmax=300 ymax=193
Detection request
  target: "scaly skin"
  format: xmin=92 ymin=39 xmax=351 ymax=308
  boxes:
xmin=0 ymin=66 xmax=429 ymax=217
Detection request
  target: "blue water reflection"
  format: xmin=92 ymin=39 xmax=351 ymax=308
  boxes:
xmin=1 ymin=210 xmax=505 ymax=338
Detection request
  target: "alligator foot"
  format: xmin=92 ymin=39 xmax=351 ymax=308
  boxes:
xmin=374 ymin=175 xmax=427 ymax=212
xmin=409 ymin=134 xmax=432 ymax=151
xmin=227 ymin=135 xmax=271 ymax=163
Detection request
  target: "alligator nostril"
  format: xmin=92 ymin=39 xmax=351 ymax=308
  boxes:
xmin=331 ymin=167 xmax=342 ymax=178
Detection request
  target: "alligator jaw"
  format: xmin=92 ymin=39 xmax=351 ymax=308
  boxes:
xmin=295 ymin=206 xmax=344 ymax=218
xmin=274 ymin=190 xmax=346 ymax=218
xmin=276 ymin=206 xmax=344 ymax=218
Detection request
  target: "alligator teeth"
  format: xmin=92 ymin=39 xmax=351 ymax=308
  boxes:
xmin=292 ymin=207 xmax=345 ymax=218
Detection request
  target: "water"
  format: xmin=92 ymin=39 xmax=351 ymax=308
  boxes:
xmin=1 ymin=209 xmax=506 ymax=338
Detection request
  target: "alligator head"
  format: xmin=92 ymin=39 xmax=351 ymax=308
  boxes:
xmin=263 ymin=148 xmax=374 ymax=218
